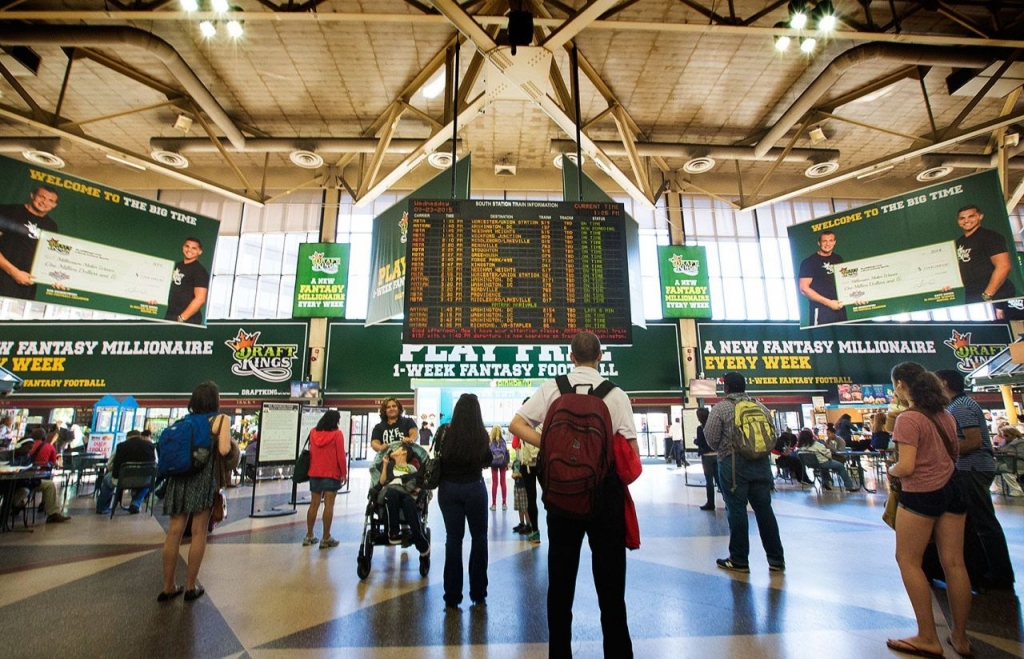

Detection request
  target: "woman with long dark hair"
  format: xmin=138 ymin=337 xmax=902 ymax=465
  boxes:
xmin=886 ymin=362 xmax=971 ymax=658
xmin=160 ymin=381 xmax=234 ymax=603
xmin=436 ymin=393 xmax=493 ymax=608
xmin=370 ymin=397 xmax=417 ymax=452
xmin=303 ymin=410 xmax=348 ymax=549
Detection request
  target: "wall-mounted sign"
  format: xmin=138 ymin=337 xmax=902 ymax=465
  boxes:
xmin=658 ymin=245 xmax=711 ymax=318
xmin=292 ymin=242 xmax=349 ymax=317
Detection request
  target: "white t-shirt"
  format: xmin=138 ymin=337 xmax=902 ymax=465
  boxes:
xmin=515 ymin=365 xmax=637 ymax=440
xmin=670 ymin=422 xmax=683 ymax=442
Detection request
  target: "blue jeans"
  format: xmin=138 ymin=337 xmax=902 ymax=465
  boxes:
xmin=95 ymin=473 xmax=149 ymax=513
xmin=817 ymin=459 xmax=855 ymax=489
xmin=718 ymin=455 xmax=785 ymax=568
xmin=438 ymin=478 xmax=488 ymax=606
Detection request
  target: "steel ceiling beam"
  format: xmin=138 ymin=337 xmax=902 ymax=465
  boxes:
xmin=541 ymin=0 xmax=623 ymax=50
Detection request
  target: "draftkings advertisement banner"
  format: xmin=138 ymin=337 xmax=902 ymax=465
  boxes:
xmin=657 ymin=245 xmax=711 ymax=318
xmin=365 ymin=157 xmax=471 ymax=326
xmin=0 ymin=155 xmax=220 ymax=324
xmin=697 ymin=322 xmax=1012 ymax=394
xmin=787 ymin=170 xmax=1023 ymax=328
xmin=0 ymin=321 xmax=308 ymax=398
xmin=324 ymin=321 xmax=682 ymax=395
xmin=292 ymin=242 xmax=349 ymax=317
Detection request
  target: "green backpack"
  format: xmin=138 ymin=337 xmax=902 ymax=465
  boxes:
xmin=732 ymin=398 xmax=774 ymax=459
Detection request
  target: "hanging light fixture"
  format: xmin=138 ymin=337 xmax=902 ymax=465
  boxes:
xmin=800 ymin=36 xmax=817 ymax=53
xmin=198 ymin=20 xmax=216 ymax=38
xmin=180 ymin=0 xmax=199 ymax=11
xmin=788 ymin=0 xmax=810 ymax=29
xmin=773 ymin=22 xmax=791 ymax=52
xmin=813 ymin=0 xmax=838 ymax=31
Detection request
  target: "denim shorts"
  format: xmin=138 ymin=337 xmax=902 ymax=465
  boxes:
xmin=309 ymin=477 xmax=342 ymax=493
xmin=899 ymin=474 xmax=967 ymax=518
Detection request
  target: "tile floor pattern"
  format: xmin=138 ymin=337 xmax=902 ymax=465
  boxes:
xmin=2 ymin=461 xmax=1023 ymax=659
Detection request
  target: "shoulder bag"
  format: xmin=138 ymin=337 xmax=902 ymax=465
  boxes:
xmin=292 ymin=435 xmax=311 ymax=484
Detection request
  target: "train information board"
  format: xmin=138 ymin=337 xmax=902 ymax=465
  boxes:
xmin=403 ymin=199 xmax=632 ymax=344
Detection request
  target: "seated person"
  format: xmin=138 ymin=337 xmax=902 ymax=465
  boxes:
xmin=776 ymin=430 xmax=812 ymax=484
xmin=96 ymin=429 xmax=157 ymax=514
xmin=869 ymin=411 xmax=892 ymax=451
xmin=377 ymin=444 xmax=429 ymax=553
xmin=10 ymin=436 xmax=70 ymax=523
xmin=798 ymin=430 xmax=859 ymax=492
xmin=995 ymin=426 xmax=1024 ymax=494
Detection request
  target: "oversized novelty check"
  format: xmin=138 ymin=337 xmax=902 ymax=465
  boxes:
xmin=30 ymin=230 xmax=174 ymax=304
xmin=835 ymin=241 xmax=963 ymax=304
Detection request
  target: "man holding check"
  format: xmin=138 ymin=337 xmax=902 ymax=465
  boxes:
xmin=954 ymin=205 xmax=1016 ymax=304
xmin=799 ymin=230 xmax=847 ymax=325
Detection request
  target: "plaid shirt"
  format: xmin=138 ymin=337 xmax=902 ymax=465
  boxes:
xmin=705 ymin=392 xmax=772 ymax=460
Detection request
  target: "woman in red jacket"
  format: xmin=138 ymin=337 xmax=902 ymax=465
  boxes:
xmin=303 ymin=410 xmax=348 ymax=549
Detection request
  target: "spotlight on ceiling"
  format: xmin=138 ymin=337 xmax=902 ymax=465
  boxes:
xmin=813 ymin=0 xmax=838 ymax=31
xmin=151 ymin=150 xmax=190 ymax=169
xmin=226 ymin=18 xmax=243 ymax=39
xmin=212 ymin=0 xmax=230 ymax=11
xmin=804 ymin=161 xmax=839 ymax=178
xmin=22 ymin=149 xmax=65 ymax=169
xmin=773 ymin=22 xmax=791 ymax=52
xmin=199 ymin=20 xmax=216 ymax=38
xmin=427 ymin=152 xmax=454 ymax=169
xmin=800 ymin=36 xmax=817 ymax=53
xmin=788 ymin=0 xmax=809 ymax=29
xmin=289 ymin=150 xmax=324 ymax=169
xmin=553 ymin=153 xmax=583 ymax=170
xmin=917 ymin=166 xmax=954 ymax=182
xmin=180 ymin=0 xmax=199 ymax=11
xmin=683 ymin=157 xmax=716 ymax=174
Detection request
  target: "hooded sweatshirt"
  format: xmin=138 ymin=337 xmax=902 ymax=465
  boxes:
xmin=308 ymin=428 xmax=347 ymax=481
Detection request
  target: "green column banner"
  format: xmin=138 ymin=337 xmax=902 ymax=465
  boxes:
xmin=365 ymin=157 xmax=471 ymax=326
xmin=292 ymin=242 xmax=349 ymax=317
xmin=696 ymin=321 xmax=1011 ymax=394
xmin=787 ymin=170 xmax=1024 ymax=328
xmin=0 ymin=321 xmax=308 ymax=397
xmin=0 ymin=155 xmax=219 ymax=324
xmin=658 ymin=245 xmax=711 ymax=317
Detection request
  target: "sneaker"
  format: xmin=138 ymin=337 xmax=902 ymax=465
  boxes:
xmin=128 ymin=506 xmax=141 ymax=515
xmin=490 ymin=505 xmax=496 ymax=511
xmin=388 ymin=533 xmax=402 ymax=545
xmin=527 ymin=531 xmax=541 ymax=544
xmin=46 ymin=513 xmax=71 ymax=524
xmin=320 ymin=536 xmax=339 ymax=549
xmin=699 ymin=503 xmax=715 ymax=511
xmin=512 ymin=524 xmax=527 ymax=534
xmin=716 ymin=558 xmax=749 ymax=573
xmin=502 ymin=503 xmax=507 ymax=511
xmin=302 ymin=535 xmax=319 ymax=547
xmin=769 ymin=564 xmax=786 ymax=573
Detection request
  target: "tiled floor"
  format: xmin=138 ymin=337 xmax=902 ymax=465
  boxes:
xmin=2 ymin=461 xmax=1023 ymax=659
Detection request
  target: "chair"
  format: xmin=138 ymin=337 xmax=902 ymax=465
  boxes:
xmin=72 ymin=453 xmax=104 ymax=497
xmin=798 ymin=452 xmax=845 ymax=492
xmin=110 ymin=461 xmax=159 ymax=518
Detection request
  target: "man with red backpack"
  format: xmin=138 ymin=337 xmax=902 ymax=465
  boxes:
xmin=510 ymin=331 xmax=638 ymax=659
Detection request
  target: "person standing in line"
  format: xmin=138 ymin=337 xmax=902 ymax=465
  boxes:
xmin=886 ymin=362 xmax=972 ymax=659
xmin=159 ymin=381 xmax=234 ymax=603
xmin=418 ymin=420 xmax=433 ymax=446
xmin=436 ymin=393 xmax=492 ymax=609
xmin=704 ymin=372 xmax=786 ymax=573
xmin=511 ymin=397 xmax=542 ymax=543
xmin=302 ymin=410 xmax=348 ymax=549
xmin=164 ymin=238 xmax=210 ymax=324
xmin=370 ymin=397 xmax=417 ymax=452
xmin=509 ymin=331 xmax=638 ymax=659
xmin=798 ymin=230 xmax=847 ymax=325
xmin=0 ymin=185 xmax=59 ymax=300
xmin=669 ymin=416 xmax=687 ymax=468
xmin=488 ymin=425 xmax=509 ymax=511
xmin=934 ymin=369 xmax=1016 ymax=591
xmin=693 ymin=407 xmax=718 ymax=510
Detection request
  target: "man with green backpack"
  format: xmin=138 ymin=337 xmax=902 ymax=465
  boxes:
xmin=705 ymin=371 xmax=786 ymax=574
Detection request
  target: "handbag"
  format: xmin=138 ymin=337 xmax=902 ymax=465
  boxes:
xmin=882 ymin=475 xmax=901 ymax=530
xmin=292 ymin=436 xmax=311 ymax=484
xmin=422 ymin=424 xmax=446 ymax=490
xmin=212 ymin=488 xmax=227 ymax=523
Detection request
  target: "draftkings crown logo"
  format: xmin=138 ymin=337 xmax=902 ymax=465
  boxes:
xmin=224 ymin=329 xmax=299 ymax=382
xmin=45 ymin=237 xmax=72 ymax=255
xmin=399 ymin=211 xmax=409 ymax=244
xmin=309 ymin=250 xmax=341 ymax=275
xmin=668 ymin=253 xmax=700 ymax=276
xmin=943 ymin=329 xmax=1005 ymax=373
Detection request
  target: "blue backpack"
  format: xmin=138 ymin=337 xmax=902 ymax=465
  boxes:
xmin=158 ymin=413 xmax=214 ymax=477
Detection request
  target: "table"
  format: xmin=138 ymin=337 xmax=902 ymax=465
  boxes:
xmin=0 ymin=468 xmax=52 ymax=531
xmin=834 ymin=450 xmax=877 ymax=493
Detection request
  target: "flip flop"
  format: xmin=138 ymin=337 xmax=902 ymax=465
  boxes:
xmin=946 ymin=635 xmax=974 ymax=658
xmin=157 ymin=585 xmax=184 ymax=602
xmin=886 ymin=638 xmax=944 ymax=659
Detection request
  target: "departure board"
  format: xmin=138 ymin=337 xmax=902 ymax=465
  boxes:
xmin=403 ymin=199 xmax=632 ymax=344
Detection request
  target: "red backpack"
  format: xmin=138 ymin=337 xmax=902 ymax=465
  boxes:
xmin=539 ymin=375 xmax=618 ymax=519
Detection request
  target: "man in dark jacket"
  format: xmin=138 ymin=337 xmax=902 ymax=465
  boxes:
xmin=96 ymin=430 xmax=156 ymax=514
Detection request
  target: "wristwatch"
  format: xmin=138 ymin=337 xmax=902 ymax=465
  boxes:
xmin=176 ymin=315 xmax=185 ymax=322
xmin=981 ymin=293 xmax=993 ymax=301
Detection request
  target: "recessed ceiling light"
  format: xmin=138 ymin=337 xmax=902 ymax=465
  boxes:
xmin=427 ymin=152 xmax=453 ymax=169
xmin=805 ymin=161 xmax=839 ymax=178
xmin=21 ymin=150 xmax=65 ymax=169
xmin=917 ymin=166 xmax=954 ymax=182
xmin=683 ymin=157 xmax=716 ymax=174
xmin=151 ymin=150 xmax=190 ymax=169
xmin=289 ymin=150 xmax=324 ymax=169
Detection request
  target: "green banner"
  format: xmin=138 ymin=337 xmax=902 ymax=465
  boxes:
xmin=0 ymin=155 xmax=219 ymax=324
xmin=324 ymin=321 xmax=682 ymax=395
xmin=787 ymin=170 xmax=1024 ymax=328
xmin=292 ymin=242 xmax=349 ymax=317
xmin=697 ymin=321 xmax=1011 ymax=393
xmin=658 ymin=245 xmax=711 ymax=318
xmin=365 ymin=157 xmax=471 ymax=326
xmin=0 ymin=321 xmax=308 ymax=398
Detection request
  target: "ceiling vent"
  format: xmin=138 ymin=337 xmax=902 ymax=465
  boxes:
xmin=427 ymin=152 xmax=453 ymax=169
xmin=495 ymin=163 xmax=517 ymax=176
xmin=21 ymin=149 xmax=65 ymax=168
xmin=917 ymin=165 xmax=954 ymax=182
xmin=804 ymin=161 xmax=839 ymax=178
xmin=289 ymin=150 xmax=323 ymax=169
xmin=151 ymin=150 xmax=190 ymax=169
xmin=683 ymin=157 xmax=716 ymax=174
xmin=553 ymin=153 xmax=583 ymax=169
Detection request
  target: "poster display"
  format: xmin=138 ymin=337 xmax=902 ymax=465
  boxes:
xmin=787 ymin=170 xmax=1024 ymax=328
xmin=0 ymin=155 xmax=219 ymax=323
xmin=292 ymin=243 xmax=349 ymax=317
xmin=365 ymin=158 xmax=471 ymax=326
xmin=657 ymin=245 xmax=712 ymax=318
xmin=258 ymin=401 xmax=302 ymax=464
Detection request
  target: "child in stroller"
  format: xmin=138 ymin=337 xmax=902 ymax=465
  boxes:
xmin=379 ymin=444 xmax=429 ymax=551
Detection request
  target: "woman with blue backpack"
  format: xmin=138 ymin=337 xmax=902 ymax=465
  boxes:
xmin=488 ymin=425 xmax=510 ymax=511
xmin=158 ymin=381 xmax=235 ymax=603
